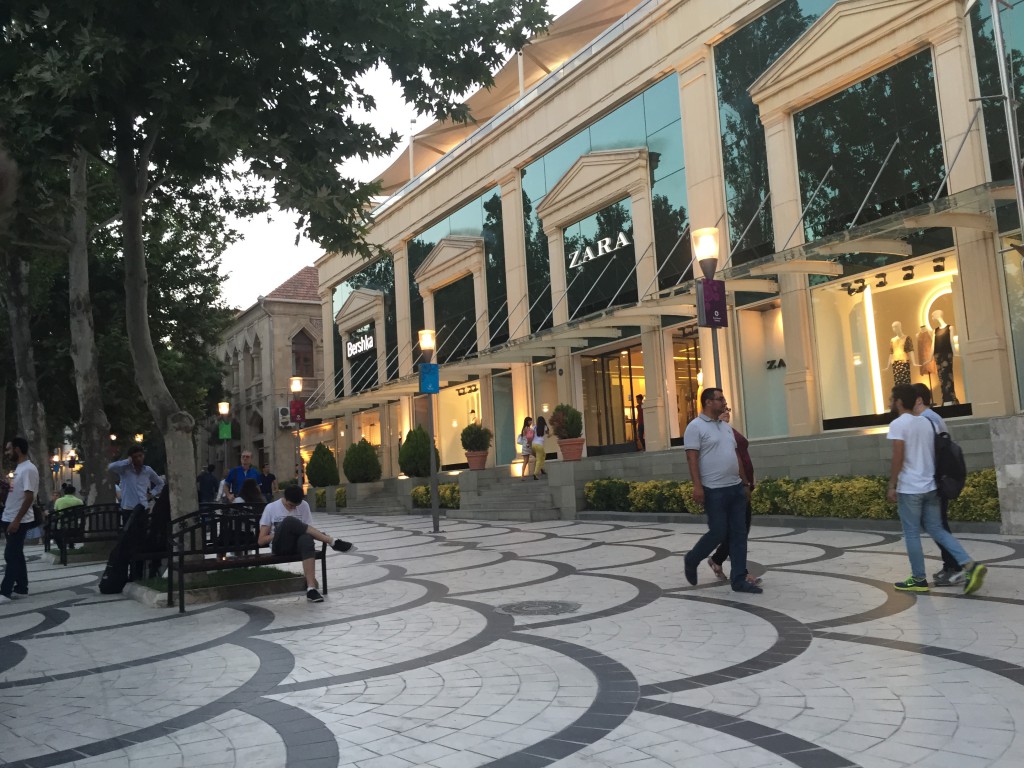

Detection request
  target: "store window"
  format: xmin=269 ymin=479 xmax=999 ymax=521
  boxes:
xmin=581 ymin=345 xmax=645 ymax=454
xmin=812 ymin=254 xmax=967 ymax=427
xmin=532 ymin=362 xmax=559 ymax=455
xmin=563 ymin=198 xmax=637 ymax=319
xmin=333 ymin=256 xmax=399 ymax=383
xmin=671 ymin=328 xmax=702 ymax=438
xmin=434 ymin=276 xmax=478 ymax=360
xmin=353 ymin=409 xmax=381 ymax=448
xmin=437 ymin=382 xmax=481 ymax=469
xmin=736 ymin=302 xmax=788 ymax=438
xmin=491 ymin=372 xmax=516 ymax=466
xmin=292 ymin=330 xmax=315 ymax=378
xmin=522 ymin=73 xmax=687 ymax=333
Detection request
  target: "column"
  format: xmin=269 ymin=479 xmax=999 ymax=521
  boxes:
xmin=544 ymin=226 xmax=569 ymax=325
xmin=393 ymin=243 xmax=414 ymax=376
xmin=340 ymin=327 xmax=353 ymax=397
xmin=320 ymin=290 xmax=337 ymax=401
xmin=472 ymin=264 xmax=490 ymax=351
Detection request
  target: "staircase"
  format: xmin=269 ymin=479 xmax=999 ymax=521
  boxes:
xmin=341 ymin=491 xmax=409 ymax=516
xmin=451 ymin=470 xmax=561 ymax=522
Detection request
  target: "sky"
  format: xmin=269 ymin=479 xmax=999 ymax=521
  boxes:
xmin=219 ymin=0 xmax=581 ymax=311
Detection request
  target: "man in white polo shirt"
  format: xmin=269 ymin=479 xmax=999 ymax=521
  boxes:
xmin=682 ymin=388 xmax=760 ymax=594
xmin=1 ymin=437 xmax=40 ymax=604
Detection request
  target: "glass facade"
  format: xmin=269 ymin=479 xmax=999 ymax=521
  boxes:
xmin=1001 ymin=237 xmax=1024 ymax=409
xmin=736 ymin=304 xmax=788 ymax=439
xmin=491 ymin=372 xmax=516 ymax=466
xmin=347 ymin=322 xmax=378 ymax=394
xmin=714 ymin=0 xmax=836 ymax=266
xmin=563 ymin=198 xmax=637 ymax=319
xmin=522 ymin=74 xmax=688 ymax=333
xmin=407 ymin=187 xmax=506 ymax=358
xmin=434 ymin=277 xmax=478 ymax=361
xmin=581 ymin=345 xmax=645 ymax=453
xmin=332 ymin=256 xmax=399 ymax=386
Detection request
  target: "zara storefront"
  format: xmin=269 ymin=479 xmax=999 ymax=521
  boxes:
xmin=311 ymin=0 xmax=1024 ymax=478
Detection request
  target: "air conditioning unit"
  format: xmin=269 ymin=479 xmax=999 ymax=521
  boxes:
xmin=277 ymin=406 xmax=292 ymax=427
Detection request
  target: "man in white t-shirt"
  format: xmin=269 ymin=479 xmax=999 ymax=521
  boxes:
xmin=257 ymin=485 xmax=356 ymax=602
xmin=1 ymin=437 xmax=40 ymax=604
xmin=887 ymin=384 xmax=985 ymax=595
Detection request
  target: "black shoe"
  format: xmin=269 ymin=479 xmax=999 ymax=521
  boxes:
xmin=684 ymin=556 xmax=698 ymax=586
xmin=732 ymin=581 xmax=763 ymax=594
xmin=331 ymin=539 xmax=356 ymax=553
xmin=306 ymin=588 xmax=324 ymax=602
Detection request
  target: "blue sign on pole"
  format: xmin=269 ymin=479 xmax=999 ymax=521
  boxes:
xmin=419 ymin=363 xmax=440 ymax=394
xmin=697 ymin=278 xmax=728 ymax=329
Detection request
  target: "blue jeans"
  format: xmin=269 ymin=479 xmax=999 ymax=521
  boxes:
xmin=897 ymin=490 xmax=970 ymax=579
xmin=2 ymin=521 xmax=29 ymax=597
xmin=686 ymin=483 xmax=749 ymax=589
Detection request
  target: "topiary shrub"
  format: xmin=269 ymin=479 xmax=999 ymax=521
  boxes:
xmin=550 ymin=403 xmax=583 ymax=439
xmin=315 ymin=488 xmax=326 ymax=508
xmin=335 ymin=486 xmax=347 ymax=508
xmin=343 ymin=438 xmax=382 ymax=483
xmin=306 ymin=443 xmax=340 ymax=487
xmin=460 ymin=423 xmax=493 ymax=451
xmin=411 ymin=482 xmax=460 ymax=509
xmin=585 ymin=479 xmax=633 ymax=511
xmin=399 ymin=425 xmax=439 ymax=478
xmin=949 ymin=469 xmax=1000 ymax=522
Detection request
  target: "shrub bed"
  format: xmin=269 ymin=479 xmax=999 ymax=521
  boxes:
xmin=584 ymin=471 xmax=1000 ymax=522
xmin=411 ymin=483 xmax=461 ymax=509
xmin=313 ymin=486 xmax=348 ymax=509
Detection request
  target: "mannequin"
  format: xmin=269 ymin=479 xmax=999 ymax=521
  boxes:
xmin=885 ymin=321 xmax=914 ymax=386
xmin=931 ymin=309 xmax=958 ymax=404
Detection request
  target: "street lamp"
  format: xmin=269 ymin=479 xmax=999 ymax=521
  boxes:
xmin=133 ymin=433 xmax=144 ymax=444
xmin=217 ymin=401 xmax=231 ymax=475
xmin=290 ymin=377 xmax=306 ymax=486
xmin=418 ymin=329 xmax=441 ymax=534
xmin=692 ymin=226 xmax=724 ymax=388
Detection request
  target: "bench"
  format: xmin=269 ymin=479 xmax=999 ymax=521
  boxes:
xmin=168 ymin=504 xmax=328 ymax=613
xmin=47 ymin=503 xmax=124 ymax=566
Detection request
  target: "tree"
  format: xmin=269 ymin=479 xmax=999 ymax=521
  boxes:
xmin=5 ymin=0 xmax=551 ymax=521
xmin=306 ymin=442 xmax=341 ymax=487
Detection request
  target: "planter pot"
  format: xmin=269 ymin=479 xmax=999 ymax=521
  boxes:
xmin=559 ymin=437 xmax=586 ymax=461
xmin=465 ymin=450 xmax=489 ymax=470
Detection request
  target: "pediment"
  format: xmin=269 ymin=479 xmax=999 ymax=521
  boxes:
xmin=413 ymin=236 xmax=485 ymax=292
xmin=536 ymin=149 xmax=648 ymax=229
xmin=335 ymin=287 xmax=384 ymax=333
xmin=749 ymin=0 xmax=955 ymax=117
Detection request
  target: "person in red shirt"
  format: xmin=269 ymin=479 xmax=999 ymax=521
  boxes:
xmin=707 ymin=408 xmax=760 ymax=585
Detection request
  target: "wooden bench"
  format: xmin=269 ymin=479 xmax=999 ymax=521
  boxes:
xmin=168 ymin=504 xmax=328 ymax=613
xmin=47 ymin=503 xmax=124 ymax=566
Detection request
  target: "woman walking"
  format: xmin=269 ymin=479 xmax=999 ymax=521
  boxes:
xmin=519 ymin=417 xmax=535 ymax=479
xmin=532 ymin=416 xmax=548 ymax=479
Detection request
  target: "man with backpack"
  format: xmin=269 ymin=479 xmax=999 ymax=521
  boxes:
xmin=887 ymin=384 xmax=985 ymax=594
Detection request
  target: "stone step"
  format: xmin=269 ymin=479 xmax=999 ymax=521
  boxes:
xmin=446 ymin=506 xmax=560 ymax=522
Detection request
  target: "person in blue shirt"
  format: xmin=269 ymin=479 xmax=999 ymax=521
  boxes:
xmin=225 ymin=450 xmax=262 ymax=502
xmin=108 ymin=445 xmax=164 ymax=526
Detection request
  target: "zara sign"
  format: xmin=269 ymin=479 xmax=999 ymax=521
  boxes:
xmin=567 ymin=231 xmax=632 ymax=269
xmin=346 ymin=334 xmax=374 ymax=358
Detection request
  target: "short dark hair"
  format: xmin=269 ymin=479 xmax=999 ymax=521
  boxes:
xmin=206 ymin=464 xmax=215 ymax=473
xmin=891 ymin=384 xmax=917 ymax=411
xmin=912 ymin=383 xmax=932 ymax=407
xmin=284 ymin=485 xmax=303 ymax=504
xmin=61 ymin=483 xmax=76 ymax=495
xmin=700 ymin=388 xmax=723 ymax=407
xmin=11 ymin=436 xmax=28 ymax=455
xmin=128 ymin=444 xmax=145 ymax=457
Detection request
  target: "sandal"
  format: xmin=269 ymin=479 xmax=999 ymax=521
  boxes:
xmin=708 ymin=559 xmax=727 ymax=580
xmin=747 ymin=573 xmax=763 ymax=586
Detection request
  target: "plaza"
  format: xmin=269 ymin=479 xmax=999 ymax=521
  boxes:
xmin=2 ymin=512 xmax=1023 ymax=768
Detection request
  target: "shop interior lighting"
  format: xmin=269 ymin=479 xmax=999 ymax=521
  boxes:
xmin=933 ymin=256 xmax=945 ymax=272
xmin=902 ymin=265 xmax=915 ymax=280
xmin=875 ymin=273 xmax=887 ymax=288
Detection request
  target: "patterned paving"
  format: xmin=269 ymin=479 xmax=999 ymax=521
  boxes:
xmin=2 ymin=514 xmax=1024 ymax=768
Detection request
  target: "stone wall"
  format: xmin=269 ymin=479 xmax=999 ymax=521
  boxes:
xmin=990 ymin=414 xmax=1024 ymax=535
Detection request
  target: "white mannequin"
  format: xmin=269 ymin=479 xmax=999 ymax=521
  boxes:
xmin=931 ymin=309 xmax=948 ymax=330
xmin=884 ymin=321 xmax=914 ymax=370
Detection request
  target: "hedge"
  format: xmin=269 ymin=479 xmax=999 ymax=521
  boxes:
xmin=411 ymin=483 xmax=461 ymax=509
xmin=584 ymin=470 xmax=1000 ymax=522
xmin=314 ymin=486 xmax=348 ymax=509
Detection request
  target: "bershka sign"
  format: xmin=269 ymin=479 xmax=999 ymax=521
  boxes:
xmin=346 ymin=334 xmax=374 ymax=358
xmin=568 ymin=231 xmax=632 ymax=269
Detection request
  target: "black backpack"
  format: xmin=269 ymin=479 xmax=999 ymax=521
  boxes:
xmin=930 ymin=419 xmax=967 ymax=501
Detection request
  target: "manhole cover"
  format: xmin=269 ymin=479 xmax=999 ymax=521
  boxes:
xmin=497 ymin=600 xmax=581 ymax=616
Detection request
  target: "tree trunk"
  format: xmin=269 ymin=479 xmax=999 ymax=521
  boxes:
xmin=114 ymin=125 xmax=196 ymax=523
xmin=68 ymin=148 xmax=115 ymax=504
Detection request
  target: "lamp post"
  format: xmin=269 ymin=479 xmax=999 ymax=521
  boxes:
xmin=692 ymin=226 xmax=724 ymax=387
xmin=418 ymin=329 xmax=441 ymax=534
xmin=290 ymin=377 xmax=306 ymax=486
xmin=217 ymin=401 xmax=231 ymax=475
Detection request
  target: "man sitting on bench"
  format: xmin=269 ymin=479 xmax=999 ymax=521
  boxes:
xmin=257 ymin=485 xmax=356 ymax=602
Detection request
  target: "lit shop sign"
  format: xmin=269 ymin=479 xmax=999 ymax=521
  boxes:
xmin=346 ymin=334 xmax=375 ymax=358
xmin=568 ymin=231 xmax=632 ymax=269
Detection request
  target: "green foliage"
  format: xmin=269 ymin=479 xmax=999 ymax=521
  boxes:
xmin=584 ymin=479 xmax=632 ymax=512
xmin=306 ymin=443 xmax=341 ymax=487
xmin=278 ymin=478 xmax=300 ymax=493
xmin=343 ymin=439 xmax=382 ymax=483
xmin=627 ymin=481 xmax=690 ymax=514
xmin=315 ymin=488 xmax=326 ymax=508
xmin=460 ymin=423 xmax=494 ymax=451
xmin=335 ymin=486 xmax=346 ymax=508
xmin=411 ymin=483 xmax=461 ymax=509
xmin=399 ymin=426 xmax=438 ymax=478
xmin=949 ymin=469 xmax=1000 ymax=522
xmin=550 ymin=403 xmax=583 ymax=439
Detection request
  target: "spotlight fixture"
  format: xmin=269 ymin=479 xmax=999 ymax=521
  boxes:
xmin=933 ymin=256 xmax=945 ymax=273
xmin=456 ymin=387 xmax=467 ymax=396
xmin=875 ymin=272 xmax=887 ymax=288
xmin=840 ymin=281 xmax=853 ymax=295
xmin=853 ymin=278 xmax=867 ymax=294
xmin=902 ymin=265 xmax=915 ymax=281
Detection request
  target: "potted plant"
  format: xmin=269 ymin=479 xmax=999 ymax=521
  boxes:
xmin=550 ymin=403 xmax=585 ymax=461
xmin=460 ymin=423 xmax=493 ymax=470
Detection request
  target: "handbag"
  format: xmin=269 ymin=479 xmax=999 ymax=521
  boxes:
xmin=516 ymin=434 xmax=525 ymax=447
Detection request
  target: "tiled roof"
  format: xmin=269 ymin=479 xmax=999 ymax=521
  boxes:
xmin=265 ymin=266 xmax=319 ymax=302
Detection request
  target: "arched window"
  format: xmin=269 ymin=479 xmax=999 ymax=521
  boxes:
xmin=292 ymin=330 xmax=315 ymax=378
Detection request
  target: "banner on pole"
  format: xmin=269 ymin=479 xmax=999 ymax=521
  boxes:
xmin=697 ymin=279 xmax=728 ymax=329
xmin=420 ymin=363 xmax=440 ymax=394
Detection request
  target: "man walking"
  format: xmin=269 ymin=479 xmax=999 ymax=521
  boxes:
xmin=1 ymin=437 xmax=39 ymax=604
xmin=682 ymin=388 xmax=761 ymax=594
xmin=197 ymin=464 xmax=219 ymax=504
xmin=226 ymin=450 xmax=261 ymax=502
xmin=259 ymin=463 xmax=278 ymax=503
xmin=887 ymin=384 xmax=985 ymax=594
xmin=108 ymin=445 xmax=165 ymax=526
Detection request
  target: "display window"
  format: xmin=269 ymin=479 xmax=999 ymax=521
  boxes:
xmin=1000 ymin=236 xmax=1024 ymax=410
xmin=531 ymin=361 xmax=559 ymax=456
xmin=437 ymin=382 xmax=481 ymax=470
xmin=812 ymin=253 xmax=968 ymax=427
xmin=671 ymin=327 xmax=702 ymax=439
xmin=353 ymin=409 xmax=381 ymax=447
xmin=736 ymin=301 xmax=788 ymax=438
xmin=581 ymin=344 xmax=645 ymax=454
xmin=491 ymin=372 xmax=516 ymax=466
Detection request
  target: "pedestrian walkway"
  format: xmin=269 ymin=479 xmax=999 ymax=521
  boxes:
xmin=2 ymin=514 xmax=1023 ymax=767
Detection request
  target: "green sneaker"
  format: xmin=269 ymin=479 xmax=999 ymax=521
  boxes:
xmin=894 ymin=576 xmax=929 ymax=593
xmin=963 ymin=563 xmax=987 ymax=596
